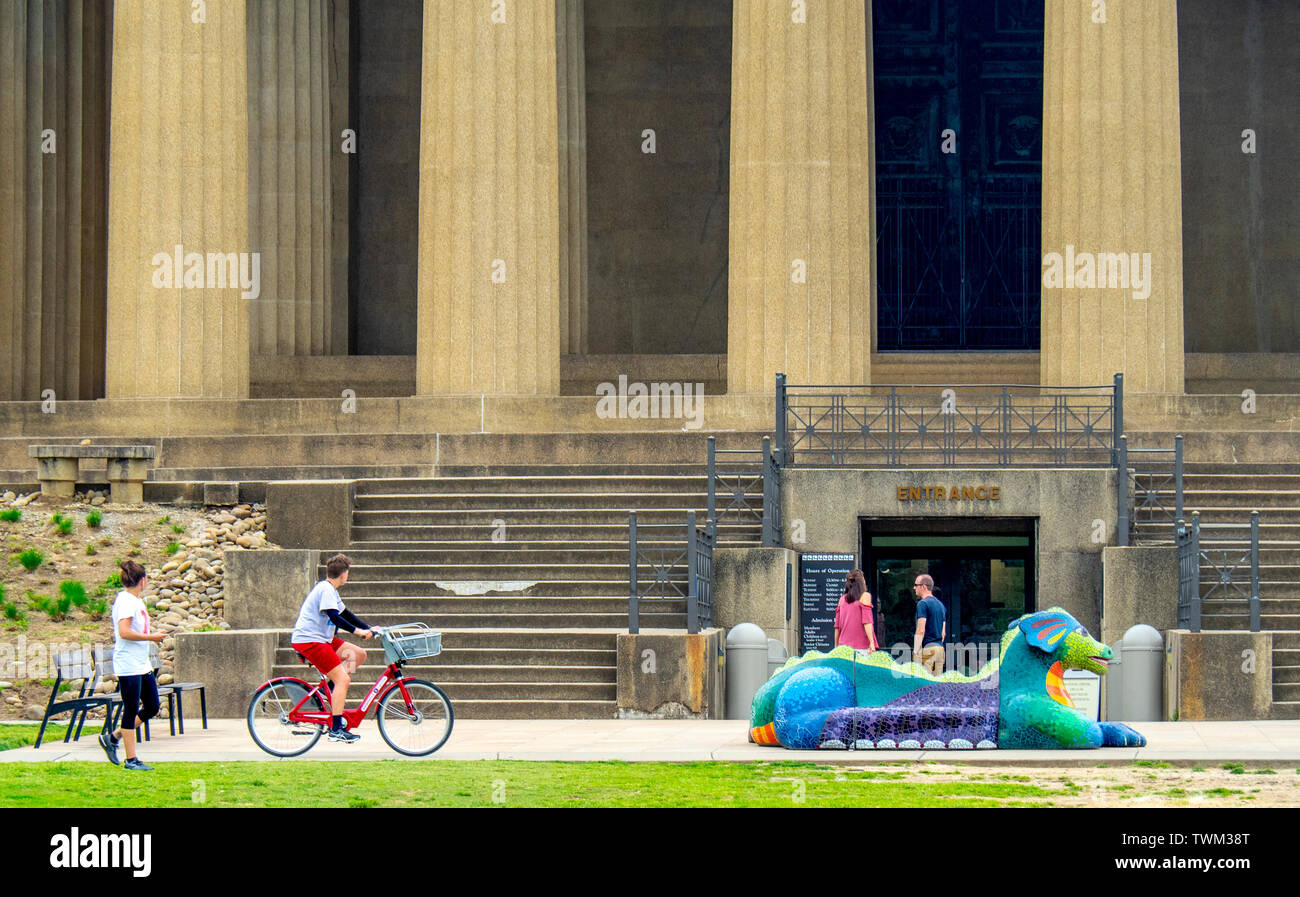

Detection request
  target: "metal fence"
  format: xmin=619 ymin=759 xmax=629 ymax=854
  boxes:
xmin=1116 ymin=434 xmax=1183 ymax=546
xmin=707 ymin=435 xmax=781 ymax=547
xmin=1176 ymin=510 xmax=1262 ymax=633
xmin=774 ymin=372 xmax=1121 ymax=468
xmin=628 ymin=510 xmax=715 ymax=635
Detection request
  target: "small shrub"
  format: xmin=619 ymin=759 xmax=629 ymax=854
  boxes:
xmin=156 ymin=515 xmax=171 ymax=525
xmin=163 ymin=542 xmax=181 ymax=556
xmin=194 ymin=624 xmax=219 ymax=633
xmin=18 ymin=549 xmax=43 ymax=572
xmin=86 ymin=510 xmax=102 ymax=528
xmin=59 ymin=580 xmax=88 ymax=608
xmin=104 ymin=571 xmax=122 ymax=589
xmin=0 ymin=508 xmax=21 ymax=523
xmin=48 ymin=595 xmax=72 ymax=621
xmin=127 ymin=548 xmax=140 ymax=557
xmin=85 ymin=543 xmax=97 ymax=556
xmin=2 ymin=601 xmax=19 ymax=620
xmin=171 ymin=524 xmax=185 ymax=535
xmin=98 ymin=537 xmax=112 ymax=547
xmin=86 ymin=598 xmax=107 ymax=620
xmin=50 ymin=512 xmax=74 ymax=535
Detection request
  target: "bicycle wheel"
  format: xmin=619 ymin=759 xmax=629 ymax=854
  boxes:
xmin=247 ymin=680 xmax=327 ymax=757
xmin=376 ymin=679 xmax=454 ymax=757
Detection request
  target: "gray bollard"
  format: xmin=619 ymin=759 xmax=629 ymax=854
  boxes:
xmin=766 ymin=638 xmax=789 ymax=679
xmin=1119 ymin=624 xmax=1164 ymax=722
xmin=1103 ymin=639 xmax=1123 ymax=721
xmin=725 ymin=623 xmax=769 ymax=721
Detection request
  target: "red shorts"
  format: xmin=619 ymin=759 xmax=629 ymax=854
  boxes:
xmin=293 ymin=637 xmax=346 ymax=676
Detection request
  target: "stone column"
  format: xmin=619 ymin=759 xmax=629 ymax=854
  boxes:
xmin=416 ymin=0 xmax=562 ymax=395
xmin=105 ymin=0 xmax=250 ymax=398
xmin=556 ymin=0 xmax=588 ymax=356
xmin=727 ymin=0 xmax=874 ymax=394
xmin=1041 ymin=0 xmax=1184 ymax=393
xmin=0 ymin=0 xmax=110 ymax=401
xmin=246 ymin=0 xmax=337 ymax=356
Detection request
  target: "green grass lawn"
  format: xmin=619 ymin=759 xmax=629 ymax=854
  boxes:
xmin=0 ymin=755 xmax=1062 ymax=808
xmin=0 ymin=723 xmax=74 ymax=752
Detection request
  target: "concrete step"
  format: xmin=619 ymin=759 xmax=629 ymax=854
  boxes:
xmin=336 ymin=563 xmax=673 ymax=582
xmin=1270 ymin=701 xmax=1300 ymax=720
xmin=276 ymin=646 xmax=619 ymax=670
xmin=354 ymin=475 xmax=756 ymax=495
xmin=338 ymin=596 xmax=683 ymax=614
xmin=353 ymin=611 xmax=678 ymax=629
xmin=1274 ymin=633 xmax=1300 ymax=650
xmin=281 ymin=628 xmax=619 ymax=650
xmin=319 ymin=548 xmax=703 ymax=565
xmin=1273 ymin=665 xmax=1300 ymax=686
xmin=346 ymin=535 xmax=761 ymax=551
xmin=338 ymin=580 xmax=650 ymax=597
xmin=1196 ymin=614 xmax=1300 ymax=630
xmin=1202 ymin=598 xmax=1300 ymax=615
xmin=353 ymin=492 xmax=722 ymax=511
xmin=1273 ymin=683 xmax=1300 ymax=703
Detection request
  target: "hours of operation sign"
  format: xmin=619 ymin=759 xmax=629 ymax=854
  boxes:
xmin=799 ymin=553 xmax=856 ymax=655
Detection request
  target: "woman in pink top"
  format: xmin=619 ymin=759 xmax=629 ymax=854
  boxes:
xmin=834 ymin=569 xmax=878 ymax=652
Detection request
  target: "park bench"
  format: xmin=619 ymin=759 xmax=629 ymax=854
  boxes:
xmin=34 ymin=648 xmax=131 ymax=748
xmin=29 ymin=444 xmax=157 ymax=503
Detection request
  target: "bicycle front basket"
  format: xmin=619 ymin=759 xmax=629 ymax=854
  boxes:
xmin=383 ymin=629 xmax=442 ymax=662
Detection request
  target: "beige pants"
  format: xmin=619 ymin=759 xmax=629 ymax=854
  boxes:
xmin=920 ymin=645 xmax=945 ymax=676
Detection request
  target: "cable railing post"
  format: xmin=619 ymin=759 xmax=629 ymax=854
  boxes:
xmin=686 ymin=510 xmax=699 ymax=635
xmin=706 ymin=435 xmax=717 ymax=525
xmin=1191 ymin=511 xmax=1202 ymax=633
xmin=1250 ymin=510 xmax=1261 ymax=633
xmin=761 ymin=435 xmax=776 ymax=547
xmin=1174 ymin=434 xmax=1184 ymax=526
xmin=628 ymin=511 xmax=639 ymax=635
xmin=1112 ymin=372 xmax=1124 ymax=468
xmin=1117 ymin=434 xmax=1129 ymax=547
xmin=774 ymin=373 xmax=788 ymax=467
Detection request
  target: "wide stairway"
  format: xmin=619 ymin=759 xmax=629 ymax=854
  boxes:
xmin=1131 ymin=462 xmax=1300 ymax=719
xmin=269 ymin=464 xmax=763 ymax=718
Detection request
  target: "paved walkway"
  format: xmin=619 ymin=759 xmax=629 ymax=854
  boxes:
xmin=4 ymin=719 xmax=1300 ymax=765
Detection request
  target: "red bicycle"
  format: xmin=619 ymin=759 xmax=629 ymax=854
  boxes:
xmin=247 ymin=623 xmax=454 ymax=757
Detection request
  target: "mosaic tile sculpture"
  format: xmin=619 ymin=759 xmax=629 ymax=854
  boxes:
xmin=749 ymin=608 xmax=1146 ymax=750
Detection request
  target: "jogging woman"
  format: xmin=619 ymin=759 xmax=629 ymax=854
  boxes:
xmin=98 ymin=560 xmax=167 ymax=770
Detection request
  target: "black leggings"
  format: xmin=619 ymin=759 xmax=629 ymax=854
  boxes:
xmin=118 ymin=673 xmax=160 ymax=730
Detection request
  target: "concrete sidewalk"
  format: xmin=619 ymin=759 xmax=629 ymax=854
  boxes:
xmin=4 ymin=719 xmax=1300 ymax=765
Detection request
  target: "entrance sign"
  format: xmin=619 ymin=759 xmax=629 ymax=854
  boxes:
xmin=799 ymin=553 xmax=856 ymax=655
xmin=896 ymin=485 xmax=1001 ymax=501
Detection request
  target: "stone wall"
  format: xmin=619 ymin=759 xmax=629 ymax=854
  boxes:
xmin=616 ymin=629 xmax=724 ymax=719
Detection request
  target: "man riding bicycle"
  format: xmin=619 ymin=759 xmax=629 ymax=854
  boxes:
xmin=290 ymin=554 xmax=376 ymax=743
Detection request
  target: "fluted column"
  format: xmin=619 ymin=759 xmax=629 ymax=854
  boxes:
xmin=106 ymin=0 xmax=250 ymax=398
xmin=247 ymin=0 xmax=336 ymax=356
xmin=1041 ymin=0 xmax=1184 ymax=393
xmin=416 ymin=0 xmax=561 ymax=395
xmin=556 ymin=0 xmax=588 ymax=356
xmin=727 ymin=0 xmax=874 ymax=394
xmin=0 ymin=0 xmax=110 ymax=401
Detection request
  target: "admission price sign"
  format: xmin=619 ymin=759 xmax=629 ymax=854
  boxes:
xmin=799 ymin=553 xmax=856 ymax=655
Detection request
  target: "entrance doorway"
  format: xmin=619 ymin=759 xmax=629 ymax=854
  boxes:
xmin=861 ymin=518 xmax=1035 ymax=673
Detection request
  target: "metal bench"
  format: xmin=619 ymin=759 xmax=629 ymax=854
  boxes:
xmin=28 ymin=444 xmax=157 ymax=502
xmin=35 ymin=649 xmax=124 ymax=748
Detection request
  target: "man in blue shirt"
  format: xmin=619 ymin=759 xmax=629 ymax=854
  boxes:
xmin=912 ymin=574 xmax=946 ymax=675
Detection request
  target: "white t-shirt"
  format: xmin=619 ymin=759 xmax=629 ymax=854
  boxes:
xmin=112 ymin=590 xmax=153 ymax=676
xmin=291 ymin=580 xmax=344 ymax=644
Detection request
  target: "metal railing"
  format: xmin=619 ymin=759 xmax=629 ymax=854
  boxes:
xmin=1176 ymin=510 xmax=1262 ymax=633
xmin=774 ymin=372 xmax=1121 ymax=468
xmin=628 ymin=510 xmax=715 ymax=635
xmin=706 ymin=435 xmax=781 ymax=547
xmin=1116 ymin=433 xmax=1183 ymax=547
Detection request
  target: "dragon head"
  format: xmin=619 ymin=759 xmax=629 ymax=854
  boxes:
xmin=1007 ymin=608 xmax=1112 ymax=676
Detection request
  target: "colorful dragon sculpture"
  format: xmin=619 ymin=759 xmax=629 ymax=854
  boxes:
xmin=749 ymin=607 xmax=1146 ymax=750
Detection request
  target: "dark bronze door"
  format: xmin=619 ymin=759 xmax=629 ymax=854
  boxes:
xmin=873 ymin=0 xmax=1043 ymax=351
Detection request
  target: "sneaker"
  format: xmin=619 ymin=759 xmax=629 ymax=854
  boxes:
xmin=327 ymin=727 xmax=360 ymax=743
xmin=123 ymin=758 xmax=154 ymax=771
xmin=98 ymin=730 xmax=120 ymax=766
